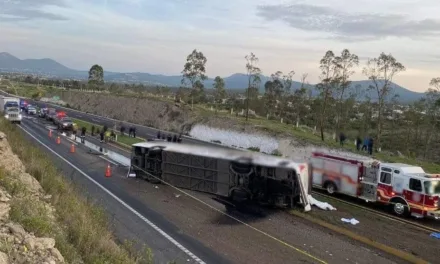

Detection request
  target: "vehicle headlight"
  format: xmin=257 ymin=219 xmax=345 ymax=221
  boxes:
xmin=4 ymin=114 xmax=9 ymax=119
xmin=18 ymin=114 xmax=22 ymax=119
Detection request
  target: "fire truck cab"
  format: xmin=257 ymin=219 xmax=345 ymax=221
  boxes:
xmin=310 ymin=152 xmax=440 ymax=219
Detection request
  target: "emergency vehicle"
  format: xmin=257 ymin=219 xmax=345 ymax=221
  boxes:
xmin=310 ymin=152 xmax=440 ymax=219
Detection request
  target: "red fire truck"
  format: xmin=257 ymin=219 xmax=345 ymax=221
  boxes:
xmin=310 ymin=152 xmax=440 ymax=219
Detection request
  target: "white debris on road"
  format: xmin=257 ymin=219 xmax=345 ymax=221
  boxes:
xmin=341 ymin=218 xmax=360 ymax=225
xmin=308 ymin=195 xmax=337 ymax=211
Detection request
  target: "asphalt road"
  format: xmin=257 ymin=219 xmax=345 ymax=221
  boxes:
xmin=18 ymin=115 xmax=229 ymax=264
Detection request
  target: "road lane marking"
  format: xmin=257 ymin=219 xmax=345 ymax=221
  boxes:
xmin=17 ymin=124 xmax=207 ymax=264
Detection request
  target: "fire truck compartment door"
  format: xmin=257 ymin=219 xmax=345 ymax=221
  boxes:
xmin=392 ymin=177 xmax=405 ymax=194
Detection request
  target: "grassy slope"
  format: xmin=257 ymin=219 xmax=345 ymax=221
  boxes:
xmin=0 ymin=118 xmax=152 ymax=264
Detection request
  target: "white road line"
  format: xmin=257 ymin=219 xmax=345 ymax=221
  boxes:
xmin=17 ymin=125 xmax=207 ymax=264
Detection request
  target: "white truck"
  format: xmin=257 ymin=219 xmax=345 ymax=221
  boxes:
xmin=0 ymin=96 xmax=22 ymax=124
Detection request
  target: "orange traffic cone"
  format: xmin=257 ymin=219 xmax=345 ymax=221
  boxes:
xmin=105 ymin=164 xmax=111 ymax=177
xmin=49 ymin=130 xmax=52 ymax=138
xmin=56 ymin=136 xmax=61 ymax=144
xmin=70 ymin=144 xmax=75 ymax=153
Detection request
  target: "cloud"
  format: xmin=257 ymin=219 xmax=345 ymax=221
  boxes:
xmin=256 ymin=3 xmax=440 ymax=41
xmin=0 ymin=0 xmax=68 ymax=21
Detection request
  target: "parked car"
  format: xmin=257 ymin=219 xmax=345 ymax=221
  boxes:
xmin=38 ymin=108 xmax=48 ymax=118
xmin=46 ymin=108 xmax=57 ymax=121
xmin=26 ymin=106 xmax=37 ymax=115
xmin=57 ymin=117 xmax=74 ymax=131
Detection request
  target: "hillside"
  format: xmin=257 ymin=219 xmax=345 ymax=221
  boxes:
xmin=0 ymin=52 xmax=425 ymax=102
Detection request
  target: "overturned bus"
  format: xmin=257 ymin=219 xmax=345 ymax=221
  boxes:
xmin=128 ymin=141 xmax=312 ymax=212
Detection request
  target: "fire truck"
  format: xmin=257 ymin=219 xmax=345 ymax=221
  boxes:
xmin=310 ymin=152 xmax=440 ymax=219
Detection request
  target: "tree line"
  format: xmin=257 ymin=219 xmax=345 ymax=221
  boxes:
xmin=7 ymin=49 xmax=440 ymax=161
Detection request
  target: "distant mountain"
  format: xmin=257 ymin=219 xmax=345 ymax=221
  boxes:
xmin=0 ymin=52 xmax=426 ymax=103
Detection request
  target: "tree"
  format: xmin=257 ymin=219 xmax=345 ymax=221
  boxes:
xmin=245 ymin=52 xmax=262 ymax=121
xmin=334 ymin=49 xmax=359 ymax=135
xmin=421 ymin=77 xmax=440 ymax=158
xmin=213 ymin=76 xmax=226 ymax=112
xmin=279 ymin=70 xmax=295 ymax=118
xmin=181 ymin=49 xmax=207 ymax=109
xmin=316 ymin=50 xmax=340 ymax=141
xmin=88 ymin=64 xmax=104 ymax=90
xmin=362 ymin=53 xmax=405 ymax=150
xmin=264 ymin=73 xmax=284 ymax=116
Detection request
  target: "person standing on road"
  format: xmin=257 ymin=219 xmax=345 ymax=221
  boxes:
xmin=157 ymin=131 xmax=161 ymax=139
xmin=91 ymin=125 xmax=95 ymax=136
xmin=132 ymin=127 xmax=136 ymax=138
xmin=100 ymin=130 xmax=104 ymax=143
xmin=172 ymin=135 xmax=177 ymax=142
xmin=80 ymin=126 xmax=86 ymax=144
xmin=72 ymin=123 xmax=78 ymax=140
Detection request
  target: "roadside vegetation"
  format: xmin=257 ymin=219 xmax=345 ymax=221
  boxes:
xmin=2 ymin=48 xmax=440 ymax=171
xmin=0 ymin=117 xmax=152 ymax=264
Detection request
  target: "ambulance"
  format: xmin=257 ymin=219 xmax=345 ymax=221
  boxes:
xmin=310 ymin=152 xmax=440 ymax=219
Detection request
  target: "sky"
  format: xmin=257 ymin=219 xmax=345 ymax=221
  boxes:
xmin=0 ymin=0 xmax=439 ymax=92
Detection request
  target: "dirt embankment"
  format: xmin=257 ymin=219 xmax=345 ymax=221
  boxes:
xmin=48 ymin=91 xmax=197 ymax=133
xmin=0 ymin=132 xmax=65 ymax=264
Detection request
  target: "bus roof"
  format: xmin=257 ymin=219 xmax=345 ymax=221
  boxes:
xmin=132 ymin=141 xmax=306 ymax=170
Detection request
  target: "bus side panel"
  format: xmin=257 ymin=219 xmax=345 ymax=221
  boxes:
xmin=161 ymin=150 xmax=229 ymax=196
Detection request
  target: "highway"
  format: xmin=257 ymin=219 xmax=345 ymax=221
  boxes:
xmin=17 ymin=115 xmax=226 ymax=264
xmin=13 ymin=113 xmax=402 ymax=264
xmin=16 ymin=95 xmax=226 ymax=148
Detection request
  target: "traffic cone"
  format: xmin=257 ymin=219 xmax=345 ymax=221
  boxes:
xmin=56 ymin=136 xmax=61 ymax=144
xmin=49 ymin=130 xmax=52 ymax=138
xmin=105 ymin=164 xmax=111 ymax=177
xmin=70 ymin=144 xmax=75 ymax=153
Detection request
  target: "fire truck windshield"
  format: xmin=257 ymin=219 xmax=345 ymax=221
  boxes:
xmin=424 ymin=180 xmax=440 ymax=195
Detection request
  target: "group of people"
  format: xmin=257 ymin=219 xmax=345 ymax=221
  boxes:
xmin=119 ymin=125 xmax=137 ymax=138
xmin=157 ymin=131 xmax=182 ymax=143
xmin=339 ymin=132 xmax=374 ymax=155
xmin=356 ymin=136 xmax=374 ymax=155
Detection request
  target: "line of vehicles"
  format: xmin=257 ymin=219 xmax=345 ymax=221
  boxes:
xmin=1 ymin=96 xmax=74 ymax=131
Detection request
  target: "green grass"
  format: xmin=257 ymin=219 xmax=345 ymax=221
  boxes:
xmin=0 ymin=117 xmax=152 ymax=264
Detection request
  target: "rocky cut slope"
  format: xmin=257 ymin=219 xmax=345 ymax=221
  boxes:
xmin=0 ymin=132 xmax=65 ymax=264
